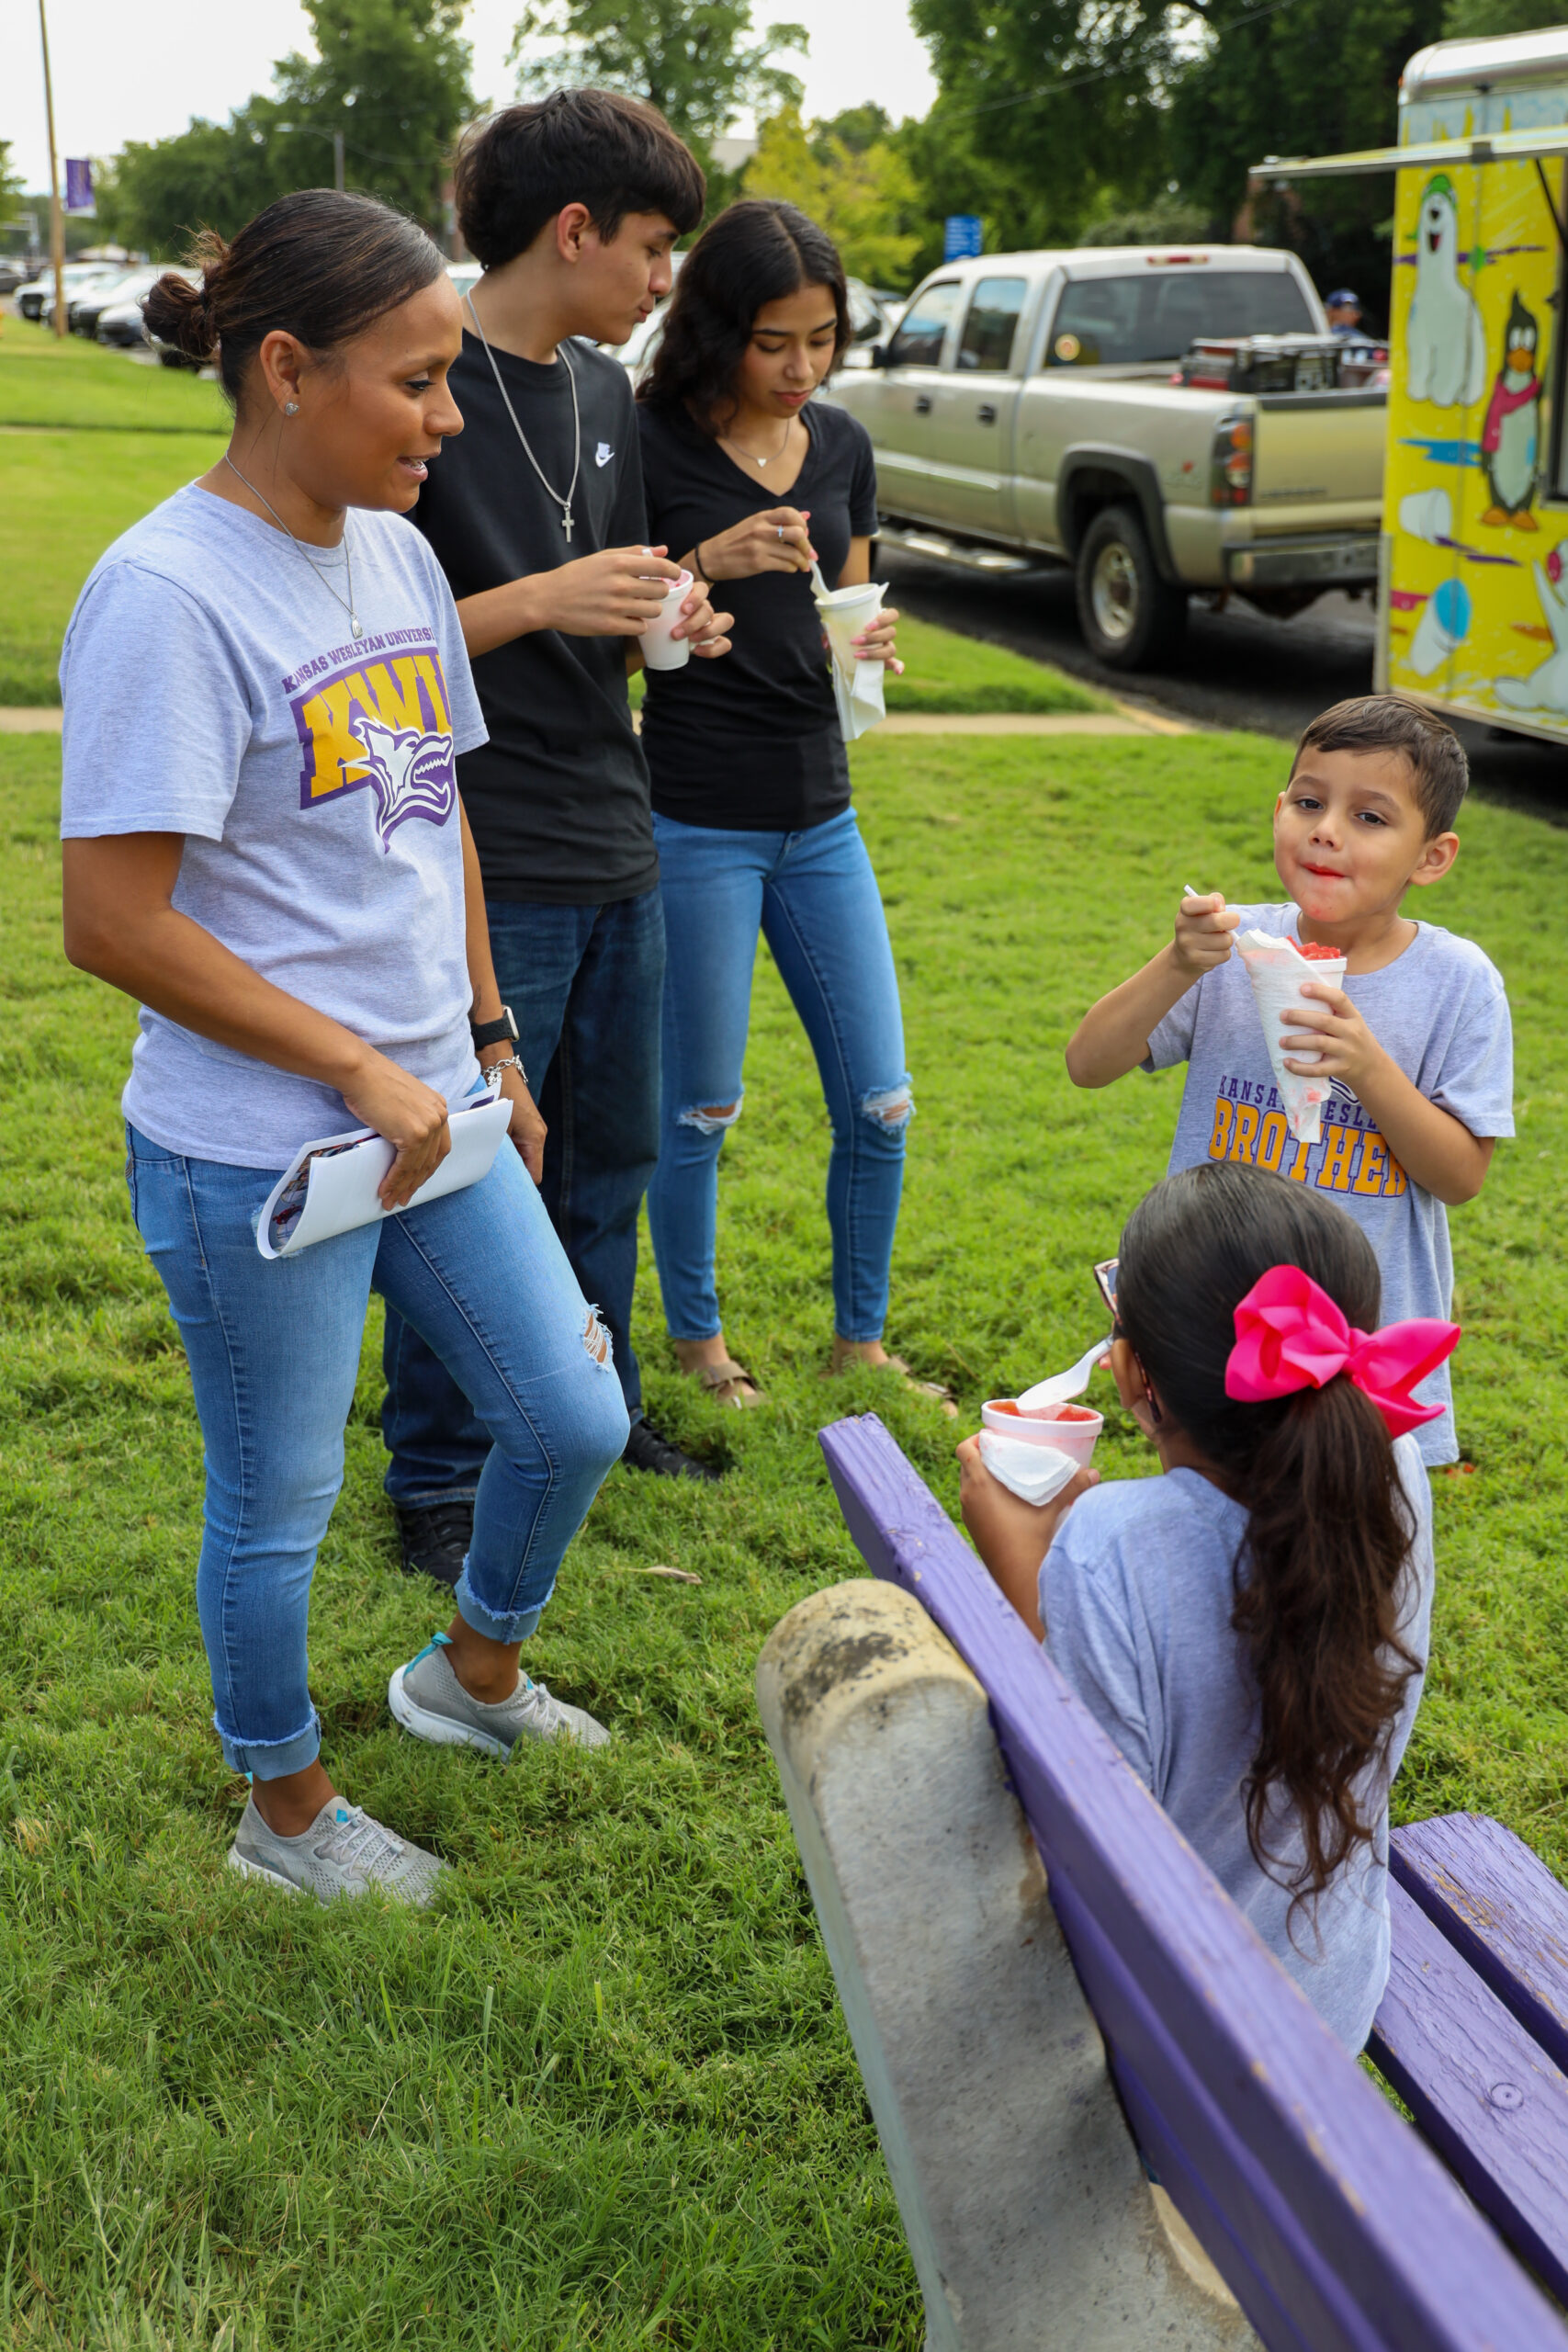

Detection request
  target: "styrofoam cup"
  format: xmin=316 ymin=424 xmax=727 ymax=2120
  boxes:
xmin=640 ymin=568 xmax=694 ymax=671
xmin=980 ymin=1398 xmax=1102 ymax=1469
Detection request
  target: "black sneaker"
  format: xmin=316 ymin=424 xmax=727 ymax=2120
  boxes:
xmin=621 ymin=1419 xmax=723 ymax=1483
xmin=393 ymin=1498 xmax=474 ymax=1588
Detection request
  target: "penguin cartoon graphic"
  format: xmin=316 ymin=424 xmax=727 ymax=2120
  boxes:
xmin=1480 ymin=291 xmax=1542 ymax=527
xmin=1405 ymin=174 xmax=1487 ymax=408
xmin=1495 ymin=546 xmax=1568 ymax=712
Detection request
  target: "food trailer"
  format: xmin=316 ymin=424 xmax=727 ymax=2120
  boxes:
xmin=1258 ymin=27 xmax=1568 ymax=745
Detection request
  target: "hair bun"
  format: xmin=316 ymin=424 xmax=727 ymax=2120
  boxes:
xmin=143 ymin=268 xmax=217 ymax=364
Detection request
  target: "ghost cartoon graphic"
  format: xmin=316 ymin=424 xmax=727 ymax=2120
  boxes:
xmin=343 ymin=715 xmax=457 ymax=850
xmin=1406 ymin=175 xmax=1487 ymax=409
xmin=1494 ymin=545 xmax=1568 ymax=714
xmin=1480 ymin=290 xmax=1541 ymax=526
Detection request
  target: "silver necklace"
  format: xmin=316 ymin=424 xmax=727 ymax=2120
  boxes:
xmin=223 ymin=453 xmax=364 ymax=638
xmin=465 ymin=290 xmax=581 ymax=540
xmin=721 ymin=416 xmax=794 ymax=468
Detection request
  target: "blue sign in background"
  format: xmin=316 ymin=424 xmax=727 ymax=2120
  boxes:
xmin=942 ymin=214 xmax=983 ymax=261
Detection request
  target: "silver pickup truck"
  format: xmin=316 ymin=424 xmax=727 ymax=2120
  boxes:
xmin=827 ymin=244 xmax=1385 ymax=668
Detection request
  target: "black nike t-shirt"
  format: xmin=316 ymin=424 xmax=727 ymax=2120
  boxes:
xmin=412 ymin=332 xmax=654 ymax=904
xmin=636 ymin=398 xmax=878 ymax=831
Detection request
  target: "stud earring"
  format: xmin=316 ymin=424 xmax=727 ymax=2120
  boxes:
xmin=283 ymin=401 xmax=299 ymax=415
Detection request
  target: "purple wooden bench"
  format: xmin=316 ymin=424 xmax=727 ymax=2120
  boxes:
xmin=754 ymin=1410 xmax=1568 ymax=2352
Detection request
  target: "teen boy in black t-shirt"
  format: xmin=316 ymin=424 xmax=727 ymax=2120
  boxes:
xmin=382 ymin=92 xmax=735 ymax=1580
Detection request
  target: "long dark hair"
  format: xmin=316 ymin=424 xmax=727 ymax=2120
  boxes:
xmin=1116 ymin=1160 xmax=1421 ymax=1912
xmin=639 ymin=198 xmax=852 ymax=435
xmin=143 ymin=188 xmax=445 ymax=406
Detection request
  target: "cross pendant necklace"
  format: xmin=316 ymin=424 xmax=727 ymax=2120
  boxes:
xmin=465 ymin=290 xmax=581 ymax=540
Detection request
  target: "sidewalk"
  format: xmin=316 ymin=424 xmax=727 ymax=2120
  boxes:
xmin=2 ymin=704 xmax=1192 ymax=739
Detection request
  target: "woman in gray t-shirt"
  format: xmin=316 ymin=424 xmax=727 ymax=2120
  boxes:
xmin=60 ymin=192 xmax=629 ymax=1906
xmin=958 ymin=1160 xmax=1450 ymax=2052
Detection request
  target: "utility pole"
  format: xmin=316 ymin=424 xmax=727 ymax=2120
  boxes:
xmin=37 ymin=0 xmax=66 ymax=338
xmin=333 ymin=130 xmax=345 ymax=193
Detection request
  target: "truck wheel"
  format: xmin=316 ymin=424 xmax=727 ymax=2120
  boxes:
xmin=1075 ymin=504 xmax=1188 ymax=670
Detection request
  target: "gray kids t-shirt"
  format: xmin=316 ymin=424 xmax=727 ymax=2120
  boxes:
xmin=60 ymin=485 xmax=488 ymax=1169
xmin=1042 ymin=1441 xmax=1435 ymax=2053
xmin=1145 ymin=902 xmax=1513 ymax=1464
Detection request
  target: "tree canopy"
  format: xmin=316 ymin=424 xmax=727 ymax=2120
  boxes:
xmin=97 ymin=0 xmax=472 ymax=257
xmin=510 ymin=0 xmax=806 ymax=157
xmin=743 ymin=106 xmax=922 ymax=284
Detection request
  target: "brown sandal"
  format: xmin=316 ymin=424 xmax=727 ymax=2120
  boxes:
xmin=820 ymin=1349 xmax=959 ymax=1418
xmin=693 ymin=1357 xmax=766 ymax=1409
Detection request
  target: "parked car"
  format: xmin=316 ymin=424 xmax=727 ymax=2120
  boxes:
xmin=826 ymin=244 xmax=1386 ymax=666
xmin=0 ymin=260 xmax=29 ymax=298
xmin=73 ymin=267 xmax=162 ymax=339
xmin=18 ymin=262 xmax=116 ymax=321
xmin=604 ymin=268 xmax=892 ymax=390
xmin=39 ymin=263 xmax=127 ymax=329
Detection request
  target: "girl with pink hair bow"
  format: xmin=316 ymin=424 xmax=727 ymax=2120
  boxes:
xmin=957 ymin=1158 xmax=1457 ymax=2053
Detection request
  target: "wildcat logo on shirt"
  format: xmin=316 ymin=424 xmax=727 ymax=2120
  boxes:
xmin=1205 ymin=1076 xmax=1408 ymax=1196
xmin=282 ymin=630 xmax=456 ymax=852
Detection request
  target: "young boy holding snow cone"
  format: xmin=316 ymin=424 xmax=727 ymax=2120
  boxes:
xmin=1066 ymin=695 xmax=1513 ymax=1464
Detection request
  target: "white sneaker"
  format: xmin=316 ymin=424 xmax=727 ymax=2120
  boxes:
xmin=228 ymin=1795 xmax=446 ymax=1907
xmin=389 ymin=1632 xmax=610 ymax=1757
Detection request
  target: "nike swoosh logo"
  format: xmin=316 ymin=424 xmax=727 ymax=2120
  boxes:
xmin=595 ymin=443 xmax=614 ymax=468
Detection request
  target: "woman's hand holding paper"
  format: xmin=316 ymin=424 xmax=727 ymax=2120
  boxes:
xmin=339 ymin=1054 xmax=452 ymax=1210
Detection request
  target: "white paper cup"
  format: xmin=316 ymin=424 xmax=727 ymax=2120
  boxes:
xmin=980 ymin=1398 xmax=1102 ymax=1470
xmin=640 ymin=568 xmax=694 ymax=672
xmin=1235 ymin=934 xmax=1348 ymax=1145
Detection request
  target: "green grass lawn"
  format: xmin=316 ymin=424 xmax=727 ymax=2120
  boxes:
xmin=0 ymin=320 xmax=229 ymax=433
xmin=0 ymin=430 xmax=221 ymax=704
xmin=4 ymin=721 xmax=1566 ymax=2346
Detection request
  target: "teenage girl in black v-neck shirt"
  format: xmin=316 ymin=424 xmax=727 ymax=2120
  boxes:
xmin=637 ymin=201 xmax=951 ymax=1417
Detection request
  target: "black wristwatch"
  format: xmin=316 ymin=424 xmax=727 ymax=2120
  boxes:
xmin=470 ymin=1003 xmax=519 ymax=1053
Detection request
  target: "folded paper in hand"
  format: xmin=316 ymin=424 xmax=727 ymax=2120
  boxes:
xmin=1234 ymin=928 xmax=1348 ymax=1148
xmin=256 ymin=1089 xmax=513 ymax=1261
xmin=815 ymin=582 xmax=886 ymax=743
xmin=977 ymin=1430 xmax=1080 ymax=1507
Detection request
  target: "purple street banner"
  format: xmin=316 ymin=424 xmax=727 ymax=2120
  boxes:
xmin=63 ymin=158 xmax=95 ymax=215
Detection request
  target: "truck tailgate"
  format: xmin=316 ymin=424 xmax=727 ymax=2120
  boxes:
xmin=1248 ymin=391 xmax=1385 ymax=535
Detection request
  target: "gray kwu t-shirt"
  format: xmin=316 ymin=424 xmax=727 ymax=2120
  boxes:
xmin=1042 ymin=1443 xmax=1434 ymax=2054
xmin=60 ymin=485 xmax=488 ymax=1168
xmin=1145 ymin=902 xmax=1513 ymax=1464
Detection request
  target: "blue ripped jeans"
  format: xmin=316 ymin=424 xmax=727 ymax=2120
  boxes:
xmin=646 ymin=806 xmax=910 ymax=1344
xmin=127 ymin=1127 xmax=628 ymax=1781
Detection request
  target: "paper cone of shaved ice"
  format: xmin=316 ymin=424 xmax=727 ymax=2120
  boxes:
xmin=1235 ymin=929 xmax=1348 ymax=1146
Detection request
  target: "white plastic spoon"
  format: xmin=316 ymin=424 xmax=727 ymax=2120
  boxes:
xmin=1016 ymin=1333 xmax=1113 ymax=1413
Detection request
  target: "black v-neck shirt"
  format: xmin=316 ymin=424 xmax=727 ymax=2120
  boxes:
xmin=636 ymin=398 xmax=877 ymax=831
xmin=412 ymin=331 xmax=654 ymax=904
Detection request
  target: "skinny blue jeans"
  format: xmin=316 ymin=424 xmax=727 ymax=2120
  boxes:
xmin=647 ymin=806 xmax=910 ymax=1344
xmin=127 ymin=1126 xmax=629 ymax=1781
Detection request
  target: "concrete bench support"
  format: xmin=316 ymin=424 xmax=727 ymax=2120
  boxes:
xmin=757 ymin=1578 xmax=1255 ymax=2351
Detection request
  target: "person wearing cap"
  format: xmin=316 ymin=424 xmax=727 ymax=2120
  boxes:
xmin=1326 ymin=289 xmax=1364 ymax=337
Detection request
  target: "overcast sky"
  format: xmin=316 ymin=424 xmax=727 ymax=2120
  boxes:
xmin=6 ymin=0 xmax=938 ymax=193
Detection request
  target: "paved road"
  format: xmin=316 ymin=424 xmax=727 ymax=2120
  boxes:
xmin=881 ymin=550 xmax=1568 ymax=827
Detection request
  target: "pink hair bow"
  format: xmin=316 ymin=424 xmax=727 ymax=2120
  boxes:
xmin=1224 ymin=1263 xmax=1460 ymax=1438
